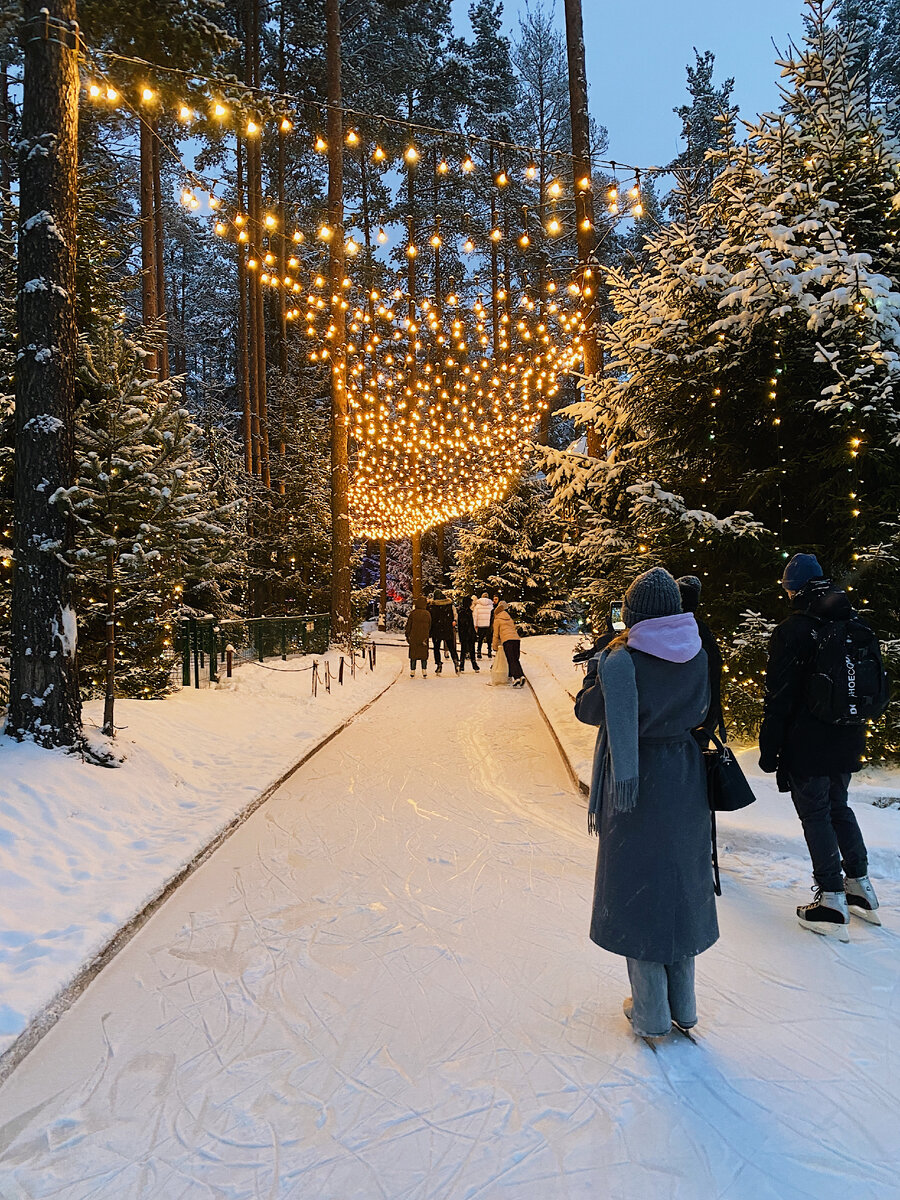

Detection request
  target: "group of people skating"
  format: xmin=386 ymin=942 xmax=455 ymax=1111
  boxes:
xmin=576 ymin=555 xmax=889 ymax=1043
xmin=404 ymin=590 xmax=526 ymax=686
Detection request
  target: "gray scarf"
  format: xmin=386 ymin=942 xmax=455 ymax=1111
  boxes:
xmin=588 ymin=644 xmax=639 ymax=834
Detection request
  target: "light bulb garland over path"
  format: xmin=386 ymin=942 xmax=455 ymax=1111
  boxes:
xmin=79 ymin=42 xmax=656 ymax=539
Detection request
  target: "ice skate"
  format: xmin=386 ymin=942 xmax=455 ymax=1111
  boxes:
xmin=845 ymin=875 xmax=881 ymax=925
xmin=409 ymin=670 xmax=415 ymax=679
xmin=622 ymin=997 xmax=670 ymax=1042
xmin=797 ymin=888 xmax=850 ymax=941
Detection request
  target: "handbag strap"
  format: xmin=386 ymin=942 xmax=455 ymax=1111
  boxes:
xmin=711 ymin=809 xmax=722 ymax=897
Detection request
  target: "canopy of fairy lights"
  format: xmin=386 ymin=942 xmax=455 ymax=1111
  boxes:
xmin=80 ymin=48 xmax=651 ymax=539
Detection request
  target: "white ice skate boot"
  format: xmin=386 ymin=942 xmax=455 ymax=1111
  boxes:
xmin=797 ymin=888 xmax=850 ymax=941
xmin=845 ymin=875 xmax=881 ymax=925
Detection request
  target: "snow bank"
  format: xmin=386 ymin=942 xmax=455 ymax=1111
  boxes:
xmin=523 ymin=634 xmax=900 ymax=880
xmin=0 ymin=649 xmax=402 ymax=1055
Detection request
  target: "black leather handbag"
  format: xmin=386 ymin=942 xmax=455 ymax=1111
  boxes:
xmin=694 ymin=729 xmax=756 ymax=894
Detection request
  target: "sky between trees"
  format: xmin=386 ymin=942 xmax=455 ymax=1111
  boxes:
xmin=451 ymin=0 xmax=807 ymax=168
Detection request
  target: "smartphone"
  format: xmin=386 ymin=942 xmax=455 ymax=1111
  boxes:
xmin=610 ymin=602 xmax=625 ymax=632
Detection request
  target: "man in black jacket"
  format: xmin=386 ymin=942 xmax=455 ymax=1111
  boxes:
xmin=759 ymin=553 xmax=880 ymax=939
xmin=678 ymin=576 xmax=726 ymax=738
xmin=428 ymin=590 xmax=459 ymax=675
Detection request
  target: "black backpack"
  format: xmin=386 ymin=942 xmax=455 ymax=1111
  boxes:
xmin=806 ymin=615 xmax=890 ymax=725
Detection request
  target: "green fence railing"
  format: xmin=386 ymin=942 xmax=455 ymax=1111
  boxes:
xmin=178 ymin=613 xmax=331 ymax=687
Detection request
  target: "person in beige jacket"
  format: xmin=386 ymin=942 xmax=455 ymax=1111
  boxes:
xmin=492 ymin=601 xmax=525 ymax=687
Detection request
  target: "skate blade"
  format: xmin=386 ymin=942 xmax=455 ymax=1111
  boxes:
xmin=797 ymin=915 xmax=850 ymax=942
xmin=848 ymin=904 xmax=882 ymax=926
xmin=673 ymin=1023 xmax=699 ymax=1043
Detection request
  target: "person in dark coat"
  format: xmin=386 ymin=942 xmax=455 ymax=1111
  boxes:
xmin=457 ymin=596 xmax=480 ymax=672
xmin=575 ymin=567 xmax=717 ymax=1041
xmin=405 ymin=596 xmax=431 ymax=678
xmin=428 ymin=590 xmax=459 ymax=675
xmin=759 ymin=553 xmax=879 ymax=937
xmin=677 ymin=575 xmax=726 ymax=738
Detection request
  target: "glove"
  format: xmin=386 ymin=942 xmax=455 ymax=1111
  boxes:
xmin=758 ymin=752 xmax=779 ymax=774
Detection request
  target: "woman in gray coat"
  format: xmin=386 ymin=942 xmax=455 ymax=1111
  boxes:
xmin=575 ymin=567 xmax=718 ymax=1040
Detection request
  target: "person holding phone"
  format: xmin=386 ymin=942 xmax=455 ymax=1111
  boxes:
xmin=574 ymin=568 xmax=717 ymax=1042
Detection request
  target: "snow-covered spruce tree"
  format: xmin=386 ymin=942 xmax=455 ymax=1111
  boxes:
xmin=57 ymin=325 xmax=232 ymax=735
xmin=452 ymin=473 xmax=573 ymax=633
xmin=545 ymin=0 xmax=900 ymax=756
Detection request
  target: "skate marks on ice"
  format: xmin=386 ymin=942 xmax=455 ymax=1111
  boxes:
xmin=0 ymin=674 xmax=899 ymax=1198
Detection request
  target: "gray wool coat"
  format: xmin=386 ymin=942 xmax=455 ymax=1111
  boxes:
xmin=575 ymin=647 xmax=718 ymax=963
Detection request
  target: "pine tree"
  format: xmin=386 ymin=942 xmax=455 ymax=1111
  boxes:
xmin=668 ymin=49 xmax=735 ymax=211
xmin=58 ymin=324 xmax=233 ymax=735
xmin=544 ymin=0 xmax=900 ymax=756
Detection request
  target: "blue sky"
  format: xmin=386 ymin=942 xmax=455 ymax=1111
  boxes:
xmin=452 ymin=0 xmax=808 ymax=169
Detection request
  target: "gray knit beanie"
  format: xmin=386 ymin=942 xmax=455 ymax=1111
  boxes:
xmin=623 ymin=567 xmax=682 ymax=627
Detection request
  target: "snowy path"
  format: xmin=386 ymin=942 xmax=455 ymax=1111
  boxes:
xmin=1 ymin=660 xmax=899 ymax=1199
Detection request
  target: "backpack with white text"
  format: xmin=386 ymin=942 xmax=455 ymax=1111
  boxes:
xmin=806 ymin=616 xmax=890 ymax=725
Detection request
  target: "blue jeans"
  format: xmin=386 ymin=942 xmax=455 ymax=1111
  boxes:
xmin=789 ymin=773 xmax=867 ymax=892
xmin=626 ymin=957 xmax=696 ymax=1036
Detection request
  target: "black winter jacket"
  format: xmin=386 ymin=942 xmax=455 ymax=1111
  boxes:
xmin=696 ymin=617 xmax=725 ymax=738
xmin=429 ymin=598 xmax=456 ymax=641
xmin=457 ymin=601 xmax=476 ymax=643
xmin=758 ymin=582 xmax=866 ymax=784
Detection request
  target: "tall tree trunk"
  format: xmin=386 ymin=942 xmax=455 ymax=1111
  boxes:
xmin=151 ymin=124 xmax=169 ymax=379
xmin=0 ymin=61 xmax=10 ymax=222
xmin=8 ymin=0 xmax=82 ymax=746
xmin=275 ymin=1 xmax=287 ymax=494
xmin=138 ymin=119 xmax=158 ymax=374
xmin=102 ymin=548 xmax=116 ymax=737
xmin=563 ymin=0 xmax=601 ymax=455
xmin=378 ymin=539 xmax=387 ymax=630
xmin=326 ymin=0 xmax=351 ymax=639
xmin=411 ymin=531 xmax=422 ymax=599
xmin=235 ymin=136 xmax=254 ymax=474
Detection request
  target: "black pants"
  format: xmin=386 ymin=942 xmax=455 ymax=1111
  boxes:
xmin=503 ymin=638 xmax=524 ymax=680
xmin=459 ymin=636 xmax=477 ymax=668
xmin=789 ymin=773 xmax=867 ymax=892
xmin=409 ymin=656 xmax=427 ymax=671
xmin=432 ymin=634 xmax=458 ymax=669
xmin=476 ymin=628 xmax=492 ymax=658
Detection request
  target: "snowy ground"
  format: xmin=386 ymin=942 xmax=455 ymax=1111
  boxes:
xmin=0 ymin=647 xmax=400 ymax=1058
xmin=1 ymin=646 xmax=899 ymax=1198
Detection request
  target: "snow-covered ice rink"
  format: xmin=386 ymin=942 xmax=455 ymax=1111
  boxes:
xmin=1 ymin=658 xmax=899 ymax=1198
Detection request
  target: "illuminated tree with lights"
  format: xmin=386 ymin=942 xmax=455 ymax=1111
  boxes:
xmin=545 ymin=0 xmax=900 ymax=755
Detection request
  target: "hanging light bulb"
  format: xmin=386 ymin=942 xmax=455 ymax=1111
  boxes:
xmin=88 ymin=83 xmax=101 ymax=99
xmin=280 ymin=117 xmax=293 ymax=133
xmin=373 ymin=145 xmax=386 ymax=161
xmin=246 ymin=119 xmax=259 ymax=136
xmin=547 ymin=217 xmax=561 ymax=235
xmin=405 ymin=145 xmax=419 ymax=163
xmin=346 ymin=236 xmax=360 ymax=255
xmin=346 ymin=129 xmax=359 ymax=145
xmin=548 ymin=179 xmax=562 ymax=198
xmin=315 ymin=136 xmax=327 ymax=152
xmin=213 ymin=102 xmax=227 ymax=118
xmin=377 ymin=227 xmax=388 ymax=244
xmin=292 ymin=230 xmax=304 ymax=243
xmin=525 ymin=163 xmax=537 ymax=180
xmin=178 ymin=104 xmax=193 ymax=122
xmin=496 ymin=170 xmax=508 ymax=187
xmin=141 ymin=87 xmax=155 ymax=103
xmin=264 ymin=213 xmax=277 ymax=228
xmin=464 ymin=238 xmax=475 ymax=253
xmin=438 ymin=159 xmax=449 ymax=175
xmin=105 ymin=87 xmax=118 ymax=102
xmin=318 ymin=223 xmax=333 ymax=241
xmin=462 ymin=156 xmax=475 ymax=173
